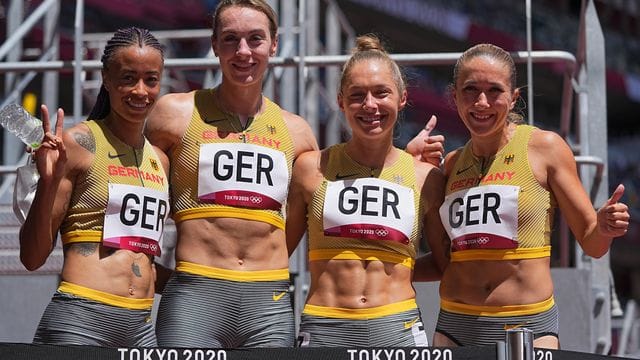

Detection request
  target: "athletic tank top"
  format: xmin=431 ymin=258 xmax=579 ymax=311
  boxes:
xmin=170 ymin=89 xmax=295 ymax=230
xmin=60 ymin=120 xmax=169 ymax=256
xmin=439 ymin=125 xmax=555 ymax=262
xmin=307 ymin=144 xmax=422 ymax=268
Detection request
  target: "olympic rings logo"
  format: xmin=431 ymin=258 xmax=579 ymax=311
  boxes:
xmin=250 ymin=196 xmax=262 ymax=204
xmin=375 ymin=229 xmax=389 ymax=237
xmin=150 ymin=243 xmax=158 ymax=252
xmin=476 ymin=237 xmax=490 ymax=245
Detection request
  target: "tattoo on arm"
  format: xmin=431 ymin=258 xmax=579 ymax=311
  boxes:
xmin=73 ymin=132 xmax=96 ymax=153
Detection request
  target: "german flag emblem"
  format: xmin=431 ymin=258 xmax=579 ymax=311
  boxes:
xmin=504 ymin=154 xmax=515 ymax=164
xmin=150 ymin=159 xmax=159 ymax=171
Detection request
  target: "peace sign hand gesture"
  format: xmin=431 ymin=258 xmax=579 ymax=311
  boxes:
xmin=32 ymin=104 xmax=66 ymax=182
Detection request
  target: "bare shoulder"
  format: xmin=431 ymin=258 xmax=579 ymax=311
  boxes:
xmin=413 ymin=156 xmax=445 ymax=189
xmin=412 ymin=156 xmax=439 ymax=181
xmin=281 ymin=109 xmax=319 ymax=156
xmin=149 ymin=91 xmax=195 ymax=122
xmin=145 ymin=91 xmax=196 ymax=152
xmin=528 ymin=127 xmax=568 ymax=150
xmin=528 ymin=128 xmax=574 ymax=163
xmin=293 ymin=148 xmax=322 ymax=174
xmin=441 ymin=148 xmax=462 ymax=178
xmin=289 ymin=148 xmax=323 ymax=205
xmin=62 ymin=122 xmax=94 ymax=173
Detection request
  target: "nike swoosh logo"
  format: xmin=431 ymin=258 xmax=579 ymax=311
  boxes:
xmin=404 ymin=317 xmax=419 ymax=329
xmin=455 ymin=164 xmax=474 ymax=175
xmin=335 ymin=173 xmax=358 ymax=180
xmin=108 ymin=152 xmax=126 ymax=159
xmin=272 ymin=291 xmax=287 ymax=301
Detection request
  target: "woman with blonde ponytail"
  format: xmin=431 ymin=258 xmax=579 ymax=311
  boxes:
xmin=286 ymin=34 xmax=448 ymax=347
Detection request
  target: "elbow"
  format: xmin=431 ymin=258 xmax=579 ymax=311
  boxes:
xmin=20 ymin=254 xmax=44 ymax=271
xmin=19 ymin=241 xmax=47 ymax=271
xmin=586 ymin=248 xmax=608 ymax=259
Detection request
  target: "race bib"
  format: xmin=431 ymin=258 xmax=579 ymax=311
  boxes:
xmin=198 ymin=143 xmax=289 ymax=210
xmin=323 ymin=178 xmax=415 ymax=244
xmin=103 ymin=183 xmax=169 ymax=256
xmin=440 ymin=184 xmax=519 ymax=251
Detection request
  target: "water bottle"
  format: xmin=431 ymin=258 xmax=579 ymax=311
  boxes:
xmin=0 ymin=103 xmax=44 ymax=149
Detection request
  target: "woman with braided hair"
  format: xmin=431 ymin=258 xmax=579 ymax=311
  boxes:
xmin=19 ymin=27 xmax=169 ymax=346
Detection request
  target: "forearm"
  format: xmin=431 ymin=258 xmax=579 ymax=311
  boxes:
xmin=19 ymin=178 xmax=62 ymax=270
xmin=412 ymin=253 xmax=443 ymax=282
xmin=580 ymin=223 xmax=612 ymax=259
xmin=154 ymin=262 xmax=173 ymax=294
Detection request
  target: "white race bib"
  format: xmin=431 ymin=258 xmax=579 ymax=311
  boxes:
xmin=198 ymin=143 xmax=289 ymax=210
xmin=103 ymin=183 xmax=169 ymax=256
xmin=440 ymin=184 xmax=519 ymax=251
xmin=323 ymin=178 xmax=415 ymax=244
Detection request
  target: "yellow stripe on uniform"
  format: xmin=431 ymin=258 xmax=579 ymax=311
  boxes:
xmin=174 ymin=207 xmax=284 ymax=230
xmin=308 ymin=249 xmax=415 ymax=268
xmin=176 ymin=261 xmax=289 ymax=282
xmin=303 ymin=299 xmax=418 ymax=320
xmin=440 ymin=296 xmax=555 ymax=317
xmin=451 ymin=246 xmax=551 ymax=262
xmin=61 ymin=230 xmax=102 ymax=244
xmin=58 ymin=281 xmax=153 ymax=310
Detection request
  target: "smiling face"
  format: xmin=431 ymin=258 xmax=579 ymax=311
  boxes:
xmin=338 ymin=58 xmax=407 ymax=139
xmin=453 ymin=55 xmax=519 ymax=138
xmin=102 ymin=45 xmax=163 ymax=123
xmin=212 ymin=5 xmax=277 ymax=87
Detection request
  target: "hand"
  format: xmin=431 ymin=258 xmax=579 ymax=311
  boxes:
xmin=596 ymin=184 xmax=630 ymax=238
xmin=405 ymin=115 xmax=445 ymax=167
xmin=32 ymin=105 xmax=66 ymax=180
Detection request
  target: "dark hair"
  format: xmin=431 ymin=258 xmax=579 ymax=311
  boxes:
xmin=212 ymin=0 xmax=278 ymax=40
xmin=88 ymin=27 xmax=164 ymax=120
xmin=339 ymin=34 xmax=406 ymax=96
xmin=452 ymin=43 xmax=523 ymax=123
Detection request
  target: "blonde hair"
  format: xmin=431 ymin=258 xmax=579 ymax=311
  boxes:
xmin=339 ymin=34 xmax=406 ymax=96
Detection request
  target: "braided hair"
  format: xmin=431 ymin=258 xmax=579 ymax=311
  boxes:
xmin=88 ymin=27 xmax=164 ymax=120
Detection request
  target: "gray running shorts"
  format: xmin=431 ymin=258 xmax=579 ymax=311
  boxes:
xmin=156 ymin=270 xmax=294 ymax=348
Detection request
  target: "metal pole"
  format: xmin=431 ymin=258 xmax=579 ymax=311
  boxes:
xmin=525 ymin=0 xmax=534 ymax=124
xmin=73 ymin=0 xmax=84 ymax=124
xmin=42 ymin=0 xmax=60 ymax=123
xmin=292 ymin=0 xmax=308 ymax=337
xmin=0 ymin=0 xmax=58 ymax=61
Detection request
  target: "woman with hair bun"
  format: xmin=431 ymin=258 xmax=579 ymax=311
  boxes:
xmin=286 ymin=34 xmax=448 ymax=347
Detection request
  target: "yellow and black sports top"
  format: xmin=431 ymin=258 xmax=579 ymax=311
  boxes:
xmin=170 ymin=89 xmax=295 ymax=230
xmin=60 ymin=120 xmax=168 ymax=244
xmin=307 ymin=144 xmax=422 ymax=269
xmin=439 ymin=125 xmax=556 ymax=262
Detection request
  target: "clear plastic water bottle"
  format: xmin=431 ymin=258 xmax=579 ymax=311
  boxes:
xmin=0 ymin=103 xmax=44 ymax=149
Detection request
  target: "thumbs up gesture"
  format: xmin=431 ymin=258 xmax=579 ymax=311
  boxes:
xmin=406 ymin=115 xmax=445 ymax=167
xmin=597 ymin=184 xmax=630 ymax=238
